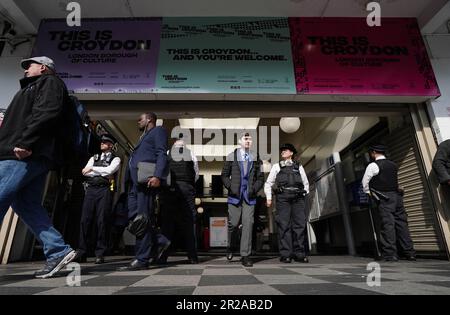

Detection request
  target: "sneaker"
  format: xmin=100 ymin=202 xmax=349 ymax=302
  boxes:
xmin=34 ymin=250 xmax=77 ymax=279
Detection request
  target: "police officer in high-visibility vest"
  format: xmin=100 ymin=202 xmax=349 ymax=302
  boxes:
xmin=265 ymin=143 xmax=309 ymax=263
xmin=362 ymin=143 xmax=416 ymax=262
xmin=77 ymin=134 xmax=121 ymax=264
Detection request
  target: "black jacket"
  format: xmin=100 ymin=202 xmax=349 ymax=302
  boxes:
xmin=221 ymin=149 xmax=265 ymax=200
xmin=432 ymin=139 xmax=450 ymax=185
xmin=0 ymin=74 xmax=69 ymax=167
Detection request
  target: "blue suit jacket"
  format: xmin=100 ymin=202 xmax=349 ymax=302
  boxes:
xmin=127 ymin=126 xmax=168 ymax=184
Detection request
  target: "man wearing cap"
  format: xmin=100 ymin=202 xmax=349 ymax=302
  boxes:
xmin=0 ymin=56 xmax=77 ymax=278
xmin=221 ymin=132 xmax=264 ymax=267
xmin=77 ymin=134 xmax=121 ymax=264
xmin=362 ymin=144 xmax=416 ymax=262
xmin=264 ymin=143 xmax=310 ymax=263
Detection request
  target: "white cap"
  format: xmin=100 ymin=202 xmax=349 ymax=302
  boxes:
xmin=21 ymin=56 xmax=55 ymax=71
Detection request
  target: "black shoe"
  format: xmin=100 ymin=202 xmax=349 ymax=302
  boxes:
xmin=156 ymin=240 xmax=171 ymax=261
xmin=280 ymin=257 xmax=292 ymax=263
xmin=402 ymin=255 xmax=417 ymax=261
xmin=95 ymin=257 xmax=105 ymax=264
xmin=188 ymin=255 xmax=199 ymax=264
xmin=34 ymin=249 xmax=77 ymax=279
xmin=117 ymin=259 xmax=148 ymax=271
xmin=293 ymin=256 xmax=309 ymax=263
xmin=384 ymin=256 xmax=398 ymax=262
xmin=226 ymin=248 xmax=233 ymax=261
xmin=241 ymin=256 xmax=253 ymax=267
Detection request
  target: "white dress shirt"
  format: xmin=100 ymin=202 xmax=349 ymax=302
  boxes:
xmin=84 ymin=152 xmax=121 ymax=177
xmin=264 ymin=159 xmax=309 ymax=201
xmin=362 ymin=155 xmax=386 ymax=193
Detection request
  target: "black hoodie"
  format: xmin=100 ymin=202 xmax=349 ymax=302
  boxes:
xmin=0 ymin=74 xmax=69 ymax=167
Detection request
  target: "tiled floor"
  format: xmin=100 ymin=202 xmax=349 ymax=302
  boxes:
xmin=1 ymin=255 xmax=450 ymax=295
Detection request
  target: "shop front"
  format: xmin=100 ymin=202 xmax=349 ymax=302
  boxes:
xmin=1 ymin=16 xmax=448 ymax=263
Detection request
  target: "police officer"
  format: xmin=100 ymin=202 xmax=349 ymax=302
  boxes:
xmin=362 ymin=144 xmax=416 ymax=262
xmin=265 ymin=143 xmax=309 ymax=263
xmin=159 ymin=138 xmax=200 ymax=264
xmin=77 ymin=134 xmax=121 ymax=264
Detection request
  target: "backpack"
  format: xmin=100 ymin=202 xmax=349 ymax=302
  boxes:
xmin=60 ymin=95 xmax=91 ymax=165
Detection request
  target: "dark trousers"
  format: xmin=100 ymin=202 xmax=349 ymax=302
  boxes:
xmin=128 ymin=182 xmax=169 ymax=263
xmin=78 ymin=186 xmax=112 ymax=257
xmin=377 ymin=191 xmax=415 ymax=258
xmin=275 ymin=193 xmax=306 ymax=258
xmin=161 ymin=181 xmax=198 ymax=260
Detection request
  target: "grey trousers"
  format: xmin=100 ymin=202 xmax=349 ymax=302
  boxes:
xmin=228 ymin=202 xmax=254 ymax=257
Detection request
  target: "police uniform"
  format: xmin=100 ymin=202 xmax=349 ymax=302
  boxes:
xmin=78 ymin=134 xmax=121 ymax=263
xmin=160 ymin=144 xmax=199 ymax=263
xmin=264 ymin=144 xmax=310 ymax=263
xmin=362 ymin=144 xmax=416 ymax=261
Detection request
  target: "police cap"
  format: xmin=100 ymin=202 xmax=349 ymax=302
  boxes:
xmin=100 ymin=133 xmax=117 ymax=144
xmin=369 ymin=143 xmax=387 ymax=153
xmin=280 ymin=143 xmax=297 ymax=155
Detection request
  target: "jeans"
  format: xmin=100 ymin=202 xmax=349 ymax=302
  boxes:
xmin=0 ymin=159 xmax=72 ymax=261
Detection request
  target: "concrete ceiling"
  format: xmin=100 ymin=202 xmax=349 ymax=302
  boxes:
xmin=0 ymin=0 xmax=449 ymax=34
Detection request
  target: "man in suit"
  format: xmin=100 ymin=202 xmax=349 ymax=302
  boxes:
xmin=119 ymin=112 xmax=170 ymax=271
xmin=221 ymin=132 xmax=264 ymax=267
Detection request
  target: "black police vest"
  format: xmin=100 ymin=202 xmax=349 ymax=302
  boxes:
xmin=86 ymin=152 xmax=117 ymax=187
xmin=370 ymin=159 xmax=399 ymax=192
xmin=275 ymin=162 xmax=304 ymax=190
xmin=168 ymin=148 xmax=196 ymax=184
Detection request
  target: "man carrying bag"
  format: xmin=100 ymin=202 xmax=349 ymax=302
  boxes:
xmin=119 ymin=112 xmax=170 ymax=271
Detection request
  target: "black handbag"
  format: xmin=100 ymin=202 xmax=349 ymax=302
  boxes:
xmin=127 ymin=214 xmax=150 ymax=238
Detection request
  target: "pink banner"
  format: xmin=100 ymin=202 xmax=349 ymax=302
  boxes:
xmin=289 ymin=18 xmax=440 ymax=96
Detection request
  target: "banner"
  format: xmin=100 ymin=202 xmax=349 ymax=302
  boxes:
xmin=155 ymin=17 xmax=296 ymax=93
xmin=34 ymin=18 xmax=162 ymax=93
xmin=289 ymin=18 xmax=440 ymax=96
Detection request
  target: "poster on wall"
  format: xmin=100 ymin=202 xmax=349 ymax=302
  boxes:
xmin=34 ymin=18 xmax=162 ymax=93
xmin=155 ymin=17 xmax=296 ymax=94
xmin=210 ymin=217 xmax=228 ymax=247
xmin=289 ymin=18 xmax=440 ymax=96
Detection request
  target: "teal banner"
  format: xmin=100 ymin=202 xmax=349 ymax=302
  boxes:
xmin=155 ymin=17 xmax=296 ymax=94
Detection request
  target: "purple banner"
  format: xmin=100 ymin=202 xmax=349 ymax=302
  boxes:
xmin=34 ymin=18 xmax=162 ymax=93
